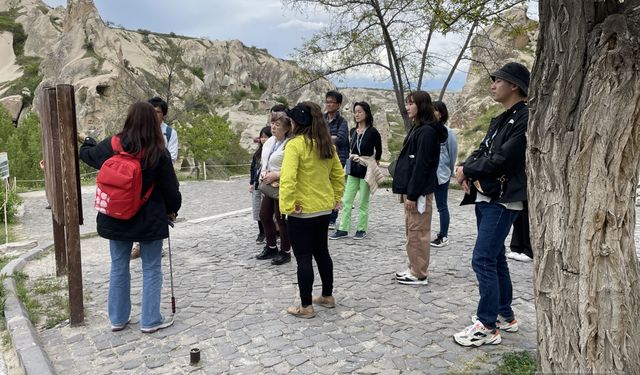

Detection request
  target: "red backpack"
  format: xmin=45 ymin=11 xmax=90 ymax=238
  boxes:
xmin=94 ymin=136 xmax=155 ymax=220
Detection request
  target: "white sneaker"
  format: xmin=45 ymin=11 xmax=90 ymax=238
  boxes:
xmin=471 ymin=314 xmax=519 ymax=332
xmin=141 ymin=316 xmax=174 ymax=333
xmin=513 ymin=253 xmax=533 ymax=262
xmin=453 ymin=321 xmax=501 ymax=347
xmin=506 ymin=251 xmax=518 ymax=260
xmin=395 ymin=268 xmax=411 ymax=278
xmin=396 ymin=273 xmax=428 ymax=285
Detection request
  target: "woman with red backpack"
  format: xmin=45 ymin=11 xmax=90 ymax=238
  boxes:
xmin=80 ymin=101 xmax=182 ymax=333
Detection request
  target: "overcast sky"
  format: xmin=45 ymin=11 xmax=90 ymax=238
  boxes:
xmin=43 ymin=0 xmax=538 ymax=91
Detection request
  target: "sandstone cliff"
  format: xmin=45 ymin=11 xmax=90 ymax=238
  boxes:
xmin=0 ymin=0 xmax=333 ymax=152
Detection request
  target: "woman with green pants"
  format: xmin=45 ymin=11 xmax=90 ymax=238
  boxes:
xmin=330 ymin=102 xmax=382 ymax=240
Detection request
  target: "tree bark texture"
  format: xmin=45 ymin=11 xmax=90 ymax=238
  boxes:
xmin=529 ymin=1 xmax=640 ymax=373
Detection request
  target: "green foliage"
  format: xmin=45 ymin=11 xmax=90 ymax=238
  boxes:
xmin=0 ymin=9 xmax=43 ymax=104
xmin=189 ymin=66 xmax=205 ymax=81
xmin=176 ymin=115 xmax=250 ymax=178
xmin=231 ymin=90 xmax=249 ymax=104
xmin=457 ymin=104 xmax=503 ymax=161
xmin=250 ymin=82 xmax=267 ymax=97
xmin=495 ymin=351 xmax=537 ymax=375
xmin=14 ymin=271 xmax=40 ymax=324
xmin=0 ymin=8 xmax=27 ymax=56
xmin=7 ymin=113 xmax=43 ymax=184
xmin=275 ymin=96 xmax=289 ymax=107
xmin=14 ymin=272 xmax=69 ymax=329
xmin=0 ymin=185 xmax=22 ymax=224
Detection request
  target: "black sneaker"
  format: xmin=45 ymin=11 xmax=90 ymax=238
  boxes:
xmin=271 ymin=251 xmax=291 ymax=265
xmin=255 ymin=233 xmax=265 ymax=244
xmin=353 ymin=231 xmax=366 ymax=240
xmin=256 ymin=245 xmax=278 ymax=260
xmin=431 ymin=234 xmax=449 ymax=248
xmin=329 ymin=230 xmax=348 ymax=240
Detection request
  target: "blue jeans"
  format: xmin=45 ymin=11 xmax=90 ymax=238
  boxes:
xmin=472 ymin=202 xmax=520 ymax=329
xmin=433 ymin=181 xmax=450 ymax=237
xmin=109 ymin=239 xmax=164 ymax=329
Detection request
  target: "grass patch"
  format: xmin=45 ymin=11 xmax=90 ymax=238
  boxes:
xmin=14 ymin=272 xmax=69 ymax=329
xmin=495 ymin=351 xmax=537 ymax=375
xmin=448 ymin=353 xmax=489 ymax=375
xmin=189 ymin=66 xmax=205 ymax=81
xmin=275 ymin=96 xmax=289 ymax=107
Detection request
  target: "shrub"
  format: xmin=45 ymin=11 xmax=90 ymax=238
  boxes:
xmin=189 ymin=66 xmax=205 ymax=81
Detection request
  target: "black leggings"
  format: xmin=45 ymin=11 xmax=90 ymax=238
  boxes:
xmin=287 ymin=214 xmax=333 ymax=306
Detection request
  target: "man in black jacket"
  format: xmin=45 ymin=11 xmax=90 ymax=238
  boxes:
xmin=452 ymin=62 xmax=530 ymax=347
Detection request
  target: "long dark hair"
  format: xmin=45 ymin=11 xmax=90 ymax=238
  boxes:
xmin=353 ymin=101 xmax=374 ymax=128
xmin=406 ymin=91 xmax=436 ymax=126
xmin=118 ymin=101 xmax=166 ymax=169
xmin=253 ymin=126 xmax=272 ymax=161
xmin=291 ymin=101 xmax=334 ymax=159
xmin=432 ymin=100 xmax=449 ymax=124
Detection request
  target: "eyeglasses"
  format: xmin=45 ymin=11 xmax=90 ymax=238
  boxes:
xmin=325 ymin=101 xmax=338 ymax=105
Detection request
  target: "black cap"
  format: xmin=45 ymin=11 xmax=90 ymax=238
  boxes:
xmin=490 ymin=62 xmax=530 ymax=96
xmin=286 ymin=103 xmax=312 ymax=127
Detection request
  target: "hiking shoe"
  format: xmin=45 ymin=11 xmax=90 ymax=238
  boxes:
xmin=329 ymin=230 xmax=348 ymax=240
xmin=328 ymin=221 xmax=336 ymax=230
xmin=472 ymin=314 xmax=519 ymax=333
xmin=111 ymin=319 xmax=130 ymax=332
xmin=130 ymin=243 xmax=141 ymax=259
xmin=312 ymin=295 xmax=336 ymax=308
xmin=396 ymin=273 xmax=428 ymax=285
xmin=141 ymin=316 xmax=174 ymax=333
xmin=271 ymin=251 xmax=291 ymax=265
xmin=287 ymin=305 xmax=316 ymax=319
xmin=354 ymin=231 xmax=366 ymax=240
xmin=255 ymin=233 xmax=265 ymax=244
xmin=256 ymin=245 xmax=278 ymax=260
xmin=431 ymin=234 xmax=449 ymax=248
xmin=395 ymin=268 xmax=411 ymax=278
xmin=453 ymin=321 xmax=501 ymax=347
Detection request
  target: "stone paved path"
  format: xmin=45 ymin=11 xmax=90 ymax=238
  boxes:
xmin=17 ymin=179 xmax=546 ymax=374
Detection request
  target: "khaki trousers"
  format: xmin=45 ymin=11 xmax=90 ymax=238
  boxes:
xmin=404 ymin=194 xmax=433 ymax=279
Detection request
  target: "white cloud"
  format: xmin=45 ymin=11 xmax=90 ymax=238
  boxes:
xmin=276 ymin=19 xmax=325 ymax=31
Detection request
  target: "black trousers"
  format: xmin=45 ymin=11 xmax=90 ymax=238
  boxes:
xmin=510 ymin=202 xmax=533 ymax=258
xmin=287 ymin=214 xmax=333 ymax=306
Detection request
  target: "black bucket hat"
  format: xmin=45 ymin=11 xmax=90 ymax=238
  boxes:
xmin=286 ymin=103 xmax=312 ymax=127
xmin=490 ymin=62 xmax=530 ymax=96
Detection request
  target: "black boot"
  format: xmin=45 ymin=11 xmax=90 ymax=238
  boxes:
xmin=271 ymin=251 xmax=291 ymax=265
xmin=256 ymin=245 xmax=278 ymax=260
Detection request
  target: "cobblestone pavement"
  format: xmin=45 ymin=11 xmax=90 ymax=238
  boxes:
xmin=18 ymin=179 xmax=547 ymax=374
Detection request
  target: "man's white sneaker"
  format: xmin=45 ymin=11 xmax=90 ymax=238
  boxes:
xmin=506 ymin=251 xmax=518 ymax=259
xmin=513 ymin=253 xmax=533 ymax=262
xmin=395 ymin=268 xmax=411 ymax=278
xmin=471 ymin=314 xmax=519 ymax=332
xmin=396 ymin=273 xmax=428 ymax=285
xmin=453 ymin=321 xmax=501 ymax=347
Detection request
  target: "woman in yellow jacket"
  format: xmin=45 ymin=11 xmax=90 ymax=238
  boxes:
xmin=280 ymin=102 xmax=345 ymax=319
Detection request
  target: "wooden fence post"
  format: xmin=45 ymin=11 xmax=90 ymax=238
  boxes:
xmin=55 ymin=84 xmax=84 ymax=326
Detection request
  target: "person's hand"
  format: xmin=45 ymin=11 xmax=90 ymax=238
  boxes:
xmin=334 ymin=201 xmax=342 ymax=211
xmin=39 ymin=159 xmax=45 ymax=170
xmin=77 ymin=132 xmax=87 ymax=144
xmin=404 ymin=199 xmax=416 ymax=212
xmin=249 ymin=185 xmax=254 ymax=193
xmin=461 ymin=179 xmax=470 ymax=194
xmin=455 ymin=166 xmax=466 ymax=184
xmin=294 ymin=203 xmax=302 ymax=214
xmin=167 ymin=212 xmax=177 ymax=222
xmin=262 ymin=171 xmax=279 ymax=184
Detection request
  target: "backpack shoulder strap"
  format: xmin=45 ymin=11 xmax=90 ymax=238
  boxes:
xmin=111 ymin=136 xmax=123 ymax=153
xmin=164 ymin=125 xmax=173 ymax=142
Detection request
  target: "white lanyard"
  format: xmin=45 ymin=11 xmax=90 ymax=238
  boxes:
xmin=354 ymin=127 xmax=367 ymax=154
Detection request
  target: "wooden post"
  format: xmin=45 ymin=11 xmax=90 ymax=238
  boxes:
xmin=55 ymin=84 xmax=84 ymax=326
xmin=39 ymin=88 xmax=67 ymax=276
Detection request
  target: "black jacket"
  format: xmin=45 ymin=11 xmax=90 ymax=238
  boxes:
xmin=392 ymin=120 xmax=448 ymax=200
xmin=79 ymin=136 xmax=182 ymax=241
xmin=461 ymin=101 xmax=528 ymax=205
xmin=348 ymin=126 xmax=382 ymax=179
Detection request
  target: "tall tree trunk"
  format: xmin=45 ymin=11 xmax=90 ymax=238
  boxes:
xmin=529 ymin=0 xmax=640 ymax=373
